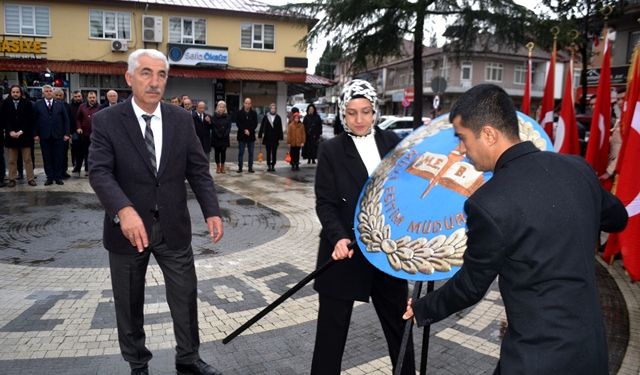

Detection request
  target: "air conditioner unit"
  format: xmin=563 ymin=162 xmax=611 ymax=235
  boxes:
xmin=142 ymin=15 xmax=163 ymax=43
xmin=111 ymin=39 xmax=128 ymax=52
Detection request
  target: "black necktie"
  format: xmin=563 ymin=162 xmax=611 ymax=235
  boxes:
xmin=141 ymin=114 xmax=157 ymax=175
xmin=47 ymin=100 xmax=52 ymax=110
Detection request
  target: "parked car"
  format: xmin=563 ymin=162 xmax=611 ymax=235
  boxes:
xmin=377 ymin=116 xmax=431 ymax=139
xmin=324 ymin=113 xmax=335 ymax=125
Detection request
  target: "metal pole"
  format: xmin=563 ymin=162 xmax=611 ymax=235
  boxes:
xmin=419 ymin=281 xmax=435 ymax=375
xmin=394 ymin=281 xmax=422 ymax=375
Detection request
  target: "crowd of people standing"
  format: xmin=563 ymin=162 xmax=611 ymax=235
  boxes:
xmin=1 ymin=86 xmax=328 ymax=188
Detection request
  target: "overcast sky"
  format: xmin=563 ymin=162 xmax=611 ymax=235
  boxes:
xmin=267 ymin=1 xmax=540 ymax=74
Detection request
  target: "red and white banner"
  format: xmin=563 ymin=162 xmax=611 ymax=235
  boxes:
xmin=585 ymin=37 xmax=612 ymax=178
xmin=554 ymin=63 xmax=580 ymax=154
xmin=538 ymin=44 xmax=556 ymax=140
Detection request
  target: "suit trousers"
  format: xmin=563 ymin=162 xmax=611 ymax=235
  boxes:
xmin=310 ymin=270 xmax=415 ymax=375
xmin=40 ymin=137 xmax=65 ymax=180
xmin=74 ymin=136 xmax=90 ymax=172
xmin=108 ymin=220 xmax=201 ymax=369
xmin=265 ymin=143 xmax=278 ymax=167
xmin=237 ymin=141 xmax=254 ymax=169
xmin=8 ymin=148 xmax=34 ymax=181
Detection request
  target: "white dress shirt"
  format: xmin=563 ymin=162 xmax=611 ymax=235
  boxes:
xmin=131 ymin=97 xmax=163 ymax=172
xmin=349 ymin=128 xmax=380 ymax=176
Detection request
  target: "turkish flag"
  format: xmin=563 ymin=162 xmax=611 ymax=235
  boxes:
xmin=585 ymin=38 xmax=611 ymax=178
xmin=608 ymin=100 xmax=640 ymax=281
xmin=538 ymin=44 xmax=556 ymax=140
xmin=554 ymin=64 xmax=580 ymax=154
xmin=521 ymin=56 xmax=532 ymax=116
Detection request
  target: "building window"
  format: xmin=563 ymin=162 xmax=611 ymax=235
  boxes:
xmin=241 ymin=23 xmax=274 ymax=50
xmin=89 ymin=10 xmax=131 ymax=39
xmin=4 ymin=4 xmax=50 ymax=36
xmin=461 ymin=61 xmax=472 ymax=81
xmin=485 ymin=62 xmax=503 ymax=82
xmin=169 ymin=17 xmax=206 ymax=45
xmin=440 ymin=58 xmax=450 ymax=80
xmin=514 ymin=63 xmax=527 ymax=85
xmin=424 ymin=67 xmax=433 ymax=83
xmin=573 ymin=69 xmax=581 ymax=89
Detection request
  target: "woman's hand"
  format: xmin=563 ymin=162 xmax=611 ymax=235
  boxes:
xmin=331 ymin=238 xmax=354 ymax=260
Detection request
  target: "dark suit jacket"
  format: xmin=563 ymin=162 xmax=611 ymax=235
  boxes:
xmin=1 ymin=98 xmax=34 ymax=148
xmin=258 ymin=113 xmax=283 ymax=146
xmin=33 ymin=99 xmax=70 ymax=140
xmin=413 ymin=141 xmax=628 ymax=375
xmin=88 ymin=98 xmax=221 ymax=254
xmin=236 ymin=109 xmax=257 ymax=142
xmin=192 ymin=111 xmax=212 ymax=154
xmin=314 ymin=128 xmax=401 ymax=302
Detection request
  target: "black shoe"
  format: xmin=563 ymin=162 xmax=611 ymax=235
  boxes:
xmin=248 ymin=168 xmax=255 ymax=173
xmin=0 ymin=181 xmax=6 ymax=187
xmin=63 ymin=172 xmax=71 ymax=179
xmin=131 ymin=367 xmax=149 ymax=375
xmin=176 ymin=359 xmax=222 ymax=375
xmin=44 ymin=179 xmax=53 ymax=186
xmin=7 ymin=180 xmax=16 ymax=188
xmin=236 ymin=168 xmax=242 ymax=173
xmin=55 ymin=180 xmax=64 ymax=185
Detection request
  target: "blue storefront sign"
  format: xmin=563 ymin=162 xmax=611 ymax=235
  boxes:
xmin=167 ymin=44 xmax=228 ymax=67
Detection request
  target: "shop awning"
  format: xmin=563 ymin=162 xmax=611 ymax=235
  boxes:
xmin=0 ymin=58 xmax=334 ymax=86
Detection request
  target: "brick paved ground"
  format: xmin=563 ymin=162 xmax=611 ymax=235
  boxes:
xmin=0 ymin=151 xmax=638 ymax=375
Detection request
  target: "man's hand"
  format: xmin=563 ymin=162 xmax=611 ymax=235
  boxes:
xmin=331 ymin=238 xmax=354 ymax=260
xmin=243 ymin=129 xmax=250 ymax=136
xmin=207 ymin=216 xmax=223 ymax=243
xmin=118 ymin=206 xmax=148 ymax=252
xmin=77 ymin=128 xmax=83 ymax=134
xmin=63 ymin=135 xmax=70 ymax=141
xmin=33 ymin=136 xmax=39 ymax=142
xmin=402 ymin=298 xmax=415 ymax=320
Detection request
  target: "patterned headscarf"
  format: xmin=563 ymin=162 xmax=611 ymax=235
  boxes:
xmin=339 ymin=79 xmax=378 ymax=135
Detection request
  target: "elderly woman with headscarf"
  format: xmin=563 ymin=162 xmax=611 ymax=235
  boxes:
xmin=310 ymin=79 xmax=415 ymax=374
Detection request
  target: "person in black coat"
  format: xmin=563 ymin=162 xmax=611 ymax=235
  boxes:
xmin=88 ymin=49 xmax=223 ymax=375
xmin=211 ymin=100 xmax=231 ymax=174
xmin=53 ymin=88 xmax=74 ymax=179
xmin=258 ymin=103 xmax=283 ymax=172
xmin=33 ymin=85 xmax=70 ymax=185
xmin=403 ymin=84 xmax=629 ymax=375
xmin=1 ymin=85 xmax=35 ymax=186
xmin=192 ymin=101 xmax=212 ymax=161
xmin=302 ymin=103 xmax=322 ymax=164
xmin=235 ymin=97 xmax=258 ymax=173
xmin=311 ymin=79 xmax=415 ymax=374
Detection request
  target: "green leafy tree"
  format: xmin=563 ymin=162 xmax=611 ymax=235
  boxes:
xmin=276 ymin=0 xmax=550 ymax=126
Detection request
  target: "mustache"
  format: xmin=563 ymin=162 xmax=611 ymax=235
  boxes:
xmin=145 ymin=87 xmax=162 ymax=94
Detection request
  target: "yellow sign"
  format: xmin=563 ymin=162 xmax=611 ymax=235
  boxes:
xmin=0 ymin=39 xmax=46 ymax=54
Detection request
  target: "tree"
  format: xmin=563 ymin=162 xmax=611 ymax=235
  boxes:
xmin=276 ymin=0 xmax=549 ymax=127
xmin=315 ymin=41 xmax=343 ymax=79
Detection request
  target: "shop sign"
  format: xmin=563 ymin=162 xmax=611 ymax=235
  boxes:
xmin=0 ymin=37 xmax=46 ymax=57
xmin=167 ymin=44 xmax=228 ymax=67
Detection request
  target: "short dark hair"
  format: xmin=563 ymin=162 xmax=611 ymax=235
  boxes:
xmin=449 ymin=84 xmax=519 ymax=141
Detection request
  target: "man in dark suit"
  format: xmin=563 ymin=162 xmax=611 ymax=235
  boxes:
xmin=88 ymin=49 xmax=224 ymax=375
xmin=192 ymin=101 xmax=212 ymax=161
xmin=312 ymin=79 xmax=415 ymax=374
xmin=235 ymin=97 xmax=257 ymax=173
xmin=54 ymin=88 xmax=73 ymax=179
xmin=100 ymin=89 xmax=123 ymax=110
xmin=33 ymin=84 xmax=70 ymax=185
xmin=404 ymin=84 xmax=629 ymax=374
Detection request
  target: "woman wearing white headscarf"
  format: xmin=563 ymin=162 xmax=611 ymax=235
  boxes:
xmin=311 ymin=79 xmax=415 ymax=374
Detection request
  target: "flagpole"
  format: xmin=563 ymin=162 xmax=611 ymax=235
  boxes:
xmin=521 ymin=42 xmax=534 ymax=116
